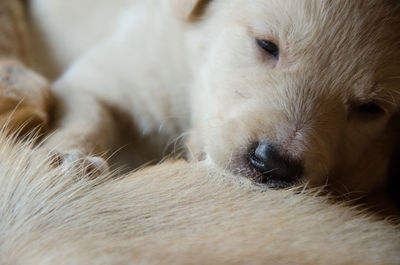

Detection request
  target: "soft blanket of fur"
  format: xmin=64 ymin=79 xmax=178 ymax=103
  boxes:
xmin=0 ymin=135 xmax=399 ymax=265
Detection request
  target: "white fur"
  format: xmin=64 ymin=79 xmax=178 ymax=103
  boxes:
xmin=29 ymin=1 xmax=400 ymax=202
xmin=0 ymin=135 xmax=399 ymax=264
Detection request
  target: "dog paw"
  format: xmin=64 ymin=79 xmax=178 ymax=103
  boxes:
xmin=0 ymin=59 xmax=54 ymax=135
xmin=50 ymin=149 xmax=109 ymax=178
xmin=0 ymin=59 xmax=54 ymax=137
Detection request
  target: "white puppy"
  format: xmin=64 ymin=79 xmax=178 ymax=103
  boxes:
xmin=30 ymin=0 xmax=400 ymax=203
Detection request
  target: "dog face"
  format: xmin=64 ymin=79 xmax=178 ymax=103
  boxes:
xmin=184 ymin=0 xmax=400 ymax=194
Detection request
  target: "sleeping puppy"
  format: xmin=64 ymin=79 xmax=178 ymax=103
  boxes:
xmin=33 ymin=0 xmax=400 ymax=203
xmin=0 ymin=0 xmax=53 ymax=137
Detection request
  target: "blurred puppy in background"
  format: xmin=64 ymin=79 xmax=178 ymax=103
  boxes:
xmin=0 ymin=0 xmax=52 ymax=137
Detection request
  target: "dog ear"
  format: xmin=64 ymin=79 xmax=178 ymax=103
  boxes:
xmin=172 ymin=0 xmax=212 ymax=21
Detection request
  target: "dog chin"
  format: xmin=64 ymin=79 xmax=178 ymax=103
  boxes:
xmin=203 ymin=151 xmax=304 ymax=189
xmin=230 ymin=158 xmax=304 ymax=189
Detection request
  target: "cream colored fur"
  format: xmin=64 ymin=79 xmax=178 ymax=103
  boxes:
xmin=29 ymin=1 xmax=400 ymax=202
xmin=0 ymin=2 xmax=397 ymax=263
xmin=0 ymin=0 xmax=53 ymax=138
xmin=0 ymin=3 xmax=399 ymax=263
xmin=0 ymin=135 xmax=399 ymax=265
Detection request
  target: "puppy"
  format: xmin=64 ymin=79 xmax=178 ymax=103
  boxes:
xmin=0 ymin=0 xmax=53 ymax=137
xmin=31 ymin=1 xmax=400 ymax=202
xmin=0 ymin=135 xmax=399 ymax=265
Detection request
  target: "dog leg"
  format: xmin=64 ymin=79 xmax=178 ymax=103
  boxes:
xmin=44 ymin=85 xmax=117 ymax=175
xmin=42 ymin=3 xmax=188 ymax=172
xmin=42 ymin=41 xmax=131 ymax=174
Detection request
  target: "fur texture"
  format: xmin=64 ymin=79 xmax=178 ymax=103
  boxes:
xmin=0 ymin=3 xmax=399 ymax=263
xmin=0 ymin=0 xmax=28 ymax=62
xmin=0 ymin=135 xmax=399 ymax=265
xmin=0 ymin=0 xmax=53 ymax=138
xmin=29 ymin=0 xmax=400 ymax=203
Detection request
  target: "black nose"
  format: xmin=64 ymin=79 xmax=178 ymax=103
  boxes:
xmin=249 ymin=142 xmax=303 ymax=184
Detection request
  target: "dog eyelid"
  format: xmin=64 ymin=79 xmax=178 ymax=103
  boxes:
xmin=354 ymin=102 xmax=385 ymax=116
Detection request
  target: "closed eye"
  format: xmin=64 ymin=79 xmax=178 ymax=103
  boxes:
xmin=352 ymin=102 xmax=386 ymax=118
xmin=356 ymin=102 xmax=384 ymax=115
xmin=256 ymin=39 xmax=279 ymax=57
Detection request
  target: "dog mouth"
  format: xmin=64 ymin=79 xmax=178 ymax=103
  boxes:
xmin=231 ymin=158 xmax=304 ymax=189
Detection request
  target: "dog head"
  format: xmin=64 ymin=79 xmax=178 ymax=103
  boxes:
xmin=180 ymin=0 xmax=400 ymax=195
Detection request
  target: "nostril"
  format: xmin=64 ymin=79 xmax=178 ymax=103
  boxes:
xmin=248 ymin=142 xmax=303 ymax=184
